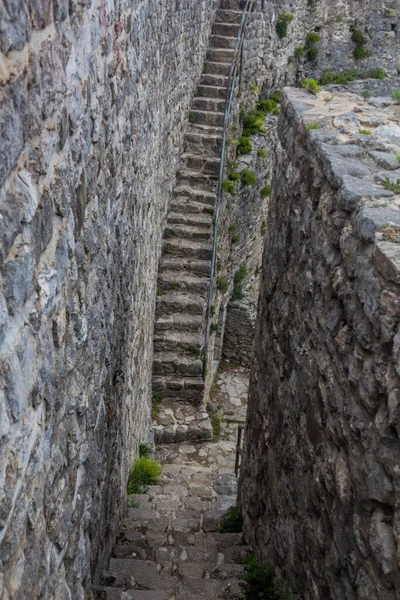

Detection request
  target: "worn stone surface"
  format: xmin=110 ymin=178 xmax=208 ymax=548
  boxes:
xmin=239 ymin=87 xmax=400 ymax=599
xmin=96 ymin=368 xmax=249 ymax=599
xmin=0 ymin=1 xmax=220 ymax=598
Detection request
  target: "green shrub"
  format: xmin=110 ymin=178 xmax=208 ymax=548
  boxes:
xmin=228 ymin=168 xmax=240 ymax=181
xmin=189 ymin=111 xmax=195 ymax=122
xmin=242 ymin=109 xmax=266 ymax=136
xmin=270 ymin=90 xmax=281 ymax=103
xmin=243 ymin=554 xmax=293 ymax=600
xmin=231 ymin=265 xmax=247 ymax=301
xmin=353 ymin=45 xmax=370 ymax=60
xmin=139 ymin=443 xmax=151 ymax=458
xmin=306 ymin=32 xmax=321 ymax=44
xmin=218 ymin=505 xmax=244 ymax=533
xmin=351 ymin=29 xmax=367 ymax=46
xmin=222 ymin=179 xmax=236 ymax=195
xmin=210 ymin=322 xmax=219 ymax=334
xmin=208 ymin=408 xmax=221 ymax=442
xmin=127 ymin=457 xmax=162 ymax=494
xmin=257 ymin=148 xmax=268 ymax=158
xmin=294 ymin=45 xmax=304 ymax=59
xmin=152 ymin=391 xmax=162 ymax=422
xmin=241 ymin=169 xmax=257 ymax=186
xmin=381 ymin=176 xmax=400 ymax=194
xmin=276 ymin=12 xmax=294 ymax=38
xmin=319 ymin=68 xmax=385 ymax=85
xmin=386 ymin=8 xmax=397 ymax=16
xmin=217 ymin=276 xmax=229 ymax=293
xmin=359 ymin=128 xmax=371 ymax=135
xmin=391 ymin=88 xmax=400 ymax=103
xmin=306 ymin=121 xmax=320 ymax=130
xmin=367 ymin=67 xmax=386 ymax=79
xmin=257 ymin=98 xmax=278 ymax=113
xmin=237 ymin=136 xmax=252 ymax=155
xmin=261 ymin=184 xmax=271 ymax=197
xmin=396 ymin=154 xmax=400 ymax=164
xmin=305 ymin=32 xmax=321 ymax=62
xmin=301 ymin=78 xmax=321 ymax=94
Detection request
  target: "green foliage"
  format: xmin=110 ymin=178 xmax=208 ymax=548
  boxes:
xmin=237 ymin=136 xmax=252 ymax=155
xmin=208 ymin=408 xmax=221 ymax=441
xmin=228 ymin=168 xmax=240 ymax=181
xmin=152 ymin=391 xmax=162 ymax=422
xmin=391 ymin=88 xmax=400 ymax=103
xmin=257 ymin=148 xmax=268 ymax=158
xmin=176 ymin=169 xmax=181 ymax=178
xmin=294 ymin=45 xmax=304 ymax=59
xmin=189 ymin=111 xmax=195 ymax=122
xmin=367 ymin=67 xmax=386 ymax=79
xmin=222 ymin=179 xmax=236 ymax=195
xmin=396 ymin=154 xmax=400 ymax=164
xmin=359 ymin=128 xmax=371 ymax=135
xmin=351 ymin=28 xmax=370 ymax=60
xmin=210 ymin=304 xmax=216 ymax=317
xmin=218 ymin=505 xmax=244 ymax=533
xmin=305 ymin=32 xmax=321 ymax=62
xmin=231 ymin=232 xmax=241 ymax=245
xmin=319 ymin=67 xmax=386 ymax=85
xmin=210 ymin=322 xmax=219 ymax=333
xmin=261 ymin=221 xmax=267 ymax=234
xmin=306 ymin=121 xmax=320 ymax=130
xmin=261 ymin=184 xmax=271 ymax=197
xmin=276 ymin=12 xmax=294 ymax=38
xmin=139 ymin=444 xmax=151 ymax=458
xmin=127 ymin=457 xmax=162 ymax=495
xmin=270 ymin=90 xmax=281 ymax=103
xmin=301 ymin=78 xmax=321 ymax=94
xmin=231 ymin=265 xmax=247 ymax=301
xmin=156 ymin=287 xmax=162 ymax=297
xmin=217 ymin=276 xmax=229 ymax=294
xmin=241 ymin=169 xmax=257 ymax=186
xmin=381 ymin=177 xmax=400 ymax=194
xmin=243 ymin=554 xmax=293 ymax=600
xmin=242 ymin=109 xmax=266 ymax=136
xmin=194 ymin=90 xmax=200 ymax=97
xmin=257 ymin=98 xmax=278 ymax=113
xmin=386 ymin=8 xmax=397 ymax=16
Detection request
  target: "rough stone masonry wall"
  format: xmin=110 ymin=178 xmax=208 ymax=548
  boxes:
xmin=0 ymin=1 xmax=219 ymax=598
xmin=239 ymin=87 xmax=400 ymax=599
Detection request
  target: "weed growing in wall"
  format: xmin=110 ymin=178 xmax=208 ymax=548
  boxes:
xmin=231 ymin=265 xmax=247 ymax=301
xmin=382 ymin=177 xmax=400 ymax=194
xmin=217 ymin=276 xmax=229 ymax=294
xmin=261 ymin=184 xmax=271 ymax=197
xmin=189 ymin=111 xmax=195 ymax=122
xmin=242 ymin=109 xmax=267 ymax=136
xmin=300 ymin=78 xmax=321 ymax=94
xmin=319 ymin=68 xmax=386 ymax=85
xmin=294 ymin=45 xmax=304 ymax=59
xmin=351 ymin=28 xmax=370 ymax=60
xmin=237 ymin=136 xmax=252 ymax=155
xmin=152 ymin=391 xmax=162 ymax=422
xmin=306 ymin=121 xmax=320 ymax=130
xmin=241 ymin=169 xmax=257 ymax=186
xmin=391 ymin=88 xmax=400 ymax=103
xmin=305 ymin=32 xmax=321 ymax=62
xmin=139 ymin=443 xmax=151 ymax=458
xmin=257 ymin=148 xmax=268 ymax=158
xmin=358 ymin=128 xmax=371 ymax=135
xmin=127 ymin=457 xmax=162 ymax=494
xmin=218 ymin=506 xmax=243 ymax=533
xmin=276 ymin=12 xmax=294 ymax=38
xmin=396 ymin=154 xmax=400 ymax=164
xmin=242 ymin=554 xmax=293 ymax=600
xmin=228 ymin=169 xmax=240 ymax=181
xmin=222 ymin=179 xmax=236 ymax=195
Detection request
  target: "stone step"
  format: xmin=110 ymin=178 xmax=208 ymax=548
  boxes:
xmin=216 ymin=8 xmax=243 ymax=24
xmin=170 ymin=197 xmax=215 ymax=215
xmin=165 ymin=222 xmax=212 ymax=241
xmin=193 ymin=96 xmax=226 ymax=113
xmin=204 ymin=60 xmax=231 ymax=76
xmin=177 ymin=170 xmax=218 ymax=193
xmin=153 ymin=376 xmax=204 ymax=401
xmin=200 ymin=72 xmax=229 ymax=88
xmin=155 ymin=312 xmax=203 ymax=333
xmin=197 ymin=84 xmax=227 ymax=99
xmin=206 ymin=47 xmax=235 ymax=63
xmin=211 ymin=22 xmax=240 ymax=37
xmin=160 ymin=257 xmax=211 ymax=277
xmin=167 ymin=212 xmax=213 ymax=228
xmin=156 ymin=292 xmax=205 ymax=317
xmin=158 ymin=272 xmax=209 ymax=295
xmin=154 ymin=331 xmax=203 ymax=355
xmin=181 ymin=153 xmax=221 ymax=176
xmin=105 ymin=559 xmax=178 ymax=592
xmin=220 ymin=0 xmax=246 ymax=9
xmin=153 ymin=352 xmax=203 ymax=377
xmin=163 ymin=237 xmax=212 ymax=260
xmin=185 ymin=130 xmax=222 ymax=158
xmin=209 ymin=34 xmax=238 ymax=50
xmin=174 ymin=184 xmax=216 ymax=204
xmin=190 ymin=108 xmax=225 ymax=127
xmin=97 ymin=588 xmax=169 ymax=600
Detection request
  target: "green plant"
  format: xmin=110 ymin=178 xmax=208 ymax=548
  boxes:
xmin=242 ymin=109 xmax=266 ymax=136
xmin=351 ymin=28 xmax=370 ymax=60
xmin=218 ymin=505 xmax=243 ymax=533
xmin=241 ymin=169 xmax=257 ymax=186
xmin=294 ymin=45 xmax=304 ymax=59
xmin=367 ymin=67 xmax=386 ymax=79
xmin=231 ymin=265 xmax=247 ymax=301
xmin=270 ymin=91 xmax=281 ymax=103
xmin=127 ymin=457 xmax=162 ymax=494
xmin=319 ymin=68 xmax=385 ymax=85
xmin=208 ymin=408 xmax=221 ymax=442
xmin=152 ymin=391 xmax=162 ymax=422
xmin=164 ymin=228 xmax=176 ymax=238
xmin=242 ymin=554 xmax=293 ymax=600
xmin=237 ymin=136 xmax=252 ymax=155
xmin=300 ymin=78 xmax=321 ymax=94
xmin=386 ymin=8 xmax=397 ymax=16
xmin=396 ymin=154 xmax=400 ymax=164
xmin=257 ymin=148 xmax=268 ymax=158
xmin=210 ymin=305 xmax=216 ymax=317
xmin=210 ymin=322 xmax=219 ymax=333
xmin=353 ymin=45 xmax=370 ymax=60
xmin=381 ymin=176 xmax=400 ymax=194
xmin=128 ymin=496 xmax=140 ymax=508
xmin=231 ymin=232 xmax=241 ymax=245
xmin=306 ymin=121 xmax=320 ymax=130
xmin=228 ymin=168 xmax=240 ymax=181
xmin=359 ymin=128 xmax=371 ymax=135
xmin=261 ymin=221 xmax=267 ymax=234
xmin=194 ymin=90 xmax=200 ymax=97
xmin=261 ymin=184 xmax=271 ymax=197
xmin=391 ymin=88 xmax=400 ymax=103
xmin=217 ymin=276 xmax=229 ymax=294
xmin=276 ymin=12 xmax=294 ymax=38
xmin=257 ymin=98 xmax=277 ymax=113
xmin=139 ymin=443 xmax=151 ymax=458
xmin=156 ymin=287 xmax=162 ymax=296
xmin=189 ymin=111 xmax=195 ymax=122
xmin=361 ymin=90 xmax=371 ymax=99
xmin=304 ymin=31 xmax=321 ymax=62
xmin=222 ymin=179 xmax=236 ymax=195
xmin=176 ymin=169 xmax=181 ymax=178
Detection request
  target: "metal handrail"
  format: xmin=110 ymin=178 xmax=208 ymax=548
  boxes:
xmin=202 ymin=0 xmax=255 ymax=379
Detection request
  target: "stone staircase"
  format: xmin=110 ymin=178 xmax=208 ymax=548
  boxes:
xmin=95 ymin=368 xmax=250 ymax=600
xmin=153 ymin=0 xmax=246 ymax=442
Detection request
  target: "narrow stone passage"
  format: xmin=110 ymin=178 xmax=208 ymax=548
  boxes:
xmin=96 ymin=367 xmax=249 ymax=599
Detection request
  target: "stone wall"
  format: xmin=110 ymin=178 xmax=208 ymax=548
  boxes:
xmin=0 ymin=1 xmax=219 ymax=598
xmin=239 ymin=86 xmax=400 ymax=599
xmin=242 ymin=0 xmax=399 ymax=96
